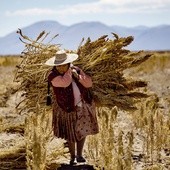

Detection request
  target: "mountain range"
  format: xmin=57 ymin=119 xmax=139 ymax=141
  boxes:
xmin=0 ymin=20 xmax=170 ymax=55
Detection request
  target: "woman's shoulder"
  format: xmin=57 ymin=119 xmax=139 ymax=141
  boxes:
xmin=48 ymin=69 xmax=58 ymax=81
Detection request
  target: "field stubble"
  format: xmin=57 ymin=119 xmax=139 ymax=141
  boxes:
xmin=0 ymin=52 xmax=170 ymax=170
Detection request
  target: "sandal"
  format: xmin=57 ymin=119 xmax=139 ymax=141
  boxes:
xmin=70 ymin=157 xmax=77 ymax=165
xmin=76 ymin=156 xmax=86 ymax=163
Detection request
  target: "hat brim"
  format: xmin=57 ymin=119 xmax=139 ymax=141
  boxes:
xmin=45 ymin=53 xmax=78 ymax=66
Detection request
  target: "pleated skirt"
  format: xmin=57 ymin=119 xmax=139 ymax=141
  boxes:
xmin=52 ymin=100 xmax=99 ymax=142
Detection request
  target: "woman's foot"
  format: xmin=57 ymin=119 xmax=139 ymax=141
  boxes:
xmin=70 ymin=157 xmax=77 ymax=165
xmin=76 ymin=156 xmax=86 ymax=163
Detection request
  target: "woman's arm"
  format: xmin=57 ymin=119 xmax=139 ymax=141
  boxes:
xmin=78 ymin=69 xmax=92 ymax=88
xmin=51 ymin=69 xmax=72 ymax=87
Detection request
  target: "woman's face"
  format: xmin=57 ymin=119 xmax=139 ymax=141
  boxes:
xmin=56 ymin=63 xmax=70 ymax=74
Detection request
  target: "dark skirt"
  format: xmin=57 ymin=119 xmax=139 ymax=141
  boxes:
xmin=52 ymin=100 xmax=99 ymax=142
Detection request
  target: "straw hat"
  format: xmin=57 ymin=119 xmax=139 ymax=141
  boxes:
xmin=45 ymin=50 xmax=78 ymax=66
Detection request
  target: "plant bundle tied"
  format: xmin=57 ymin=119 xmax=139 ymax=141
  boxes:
xmin=74 ymin=33 xmax=152 ymax=111
xmin=15 ymin=30 xmax=151 ymax=113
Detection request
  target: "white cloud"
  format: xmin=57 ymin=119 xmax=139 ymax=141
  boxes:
xmin=61 ymin=0 xmax=170 ymax=14
xmin=99 ymin=0 xmax=170 ymax=12
xmin=99 ymin=0 xmax=170 ymax=5
xmin=5 ymin=0 xmax=170 ymax=17
xmin=58 ymin=2 xmax=102 ymax=15
xmin=5 ymin=8 xmax=56 ymax=16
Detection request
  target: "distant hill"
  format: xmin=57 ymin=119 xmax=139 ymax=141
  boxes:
xmin=0 ymin=20 xmax=170 ymax=55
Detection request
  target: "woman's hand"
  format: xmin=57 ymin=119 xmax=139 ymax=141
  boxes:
xmin=71 ymin=68 xmax=79 ymax=79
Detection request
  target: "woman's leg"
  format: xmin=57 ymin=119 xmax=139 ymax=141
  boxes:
xmin=76 ymin=137 xmax=86 ymax=162
xmin=77 ymin=137 xmax=85 ymax=156
xmin=67 ymin=141 xmax=76 ymax=164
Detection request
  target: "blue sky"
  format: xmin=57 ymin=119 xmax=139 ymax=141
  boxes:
xmin=1 ymin=0 xmax=170 ymax=37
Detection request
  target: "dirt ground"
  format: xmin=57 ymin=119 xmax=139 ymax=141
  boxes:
xmin=0 ymin=53 xmax=170 ymax=170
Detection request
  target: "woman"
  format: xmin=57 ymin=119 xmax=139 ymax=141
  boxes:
xmin=45 ymin=50 xmax=99 ymax=165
